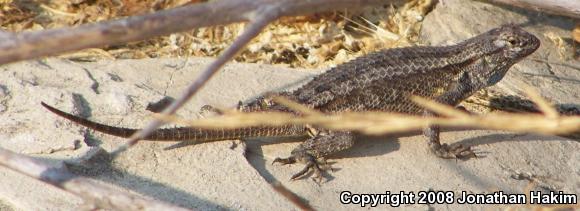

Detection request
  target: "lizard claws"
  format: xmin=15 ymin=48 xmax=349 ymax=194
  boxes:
xmin=290 ymin=162 xmax=317 ymax=180
xmin=272 ymin=156 xmax=296 ymax=165
xmin=274 ymin=154 xmax=330 ymax=182
xmin=290 ymin=160 xmax=328 ymax=183
xmin=431 ymin=143 xmax=476 ymax=160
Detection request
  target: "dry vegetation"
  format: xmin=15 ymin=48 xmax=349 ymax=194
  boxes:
xmin=0 ymin=0 xmax=433 ymax=67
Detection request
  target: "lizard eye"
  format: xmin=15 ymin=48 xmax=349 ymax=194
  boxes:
xmin=507 ymin=37 xmax=517 ymax=46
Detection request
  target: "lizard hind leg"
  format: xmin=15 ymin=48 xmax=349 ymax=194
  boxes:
xmin=426 ymin=105 xmax=476 ymax=159
xmin=424 ymin=124 xmax=477 ymax=159
xmin=273 ymin=131 xmax=354 ymax=182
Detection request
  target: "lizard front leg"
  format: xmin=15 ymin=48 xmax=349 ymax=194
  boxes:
xmin=424 ymin=72 xmax=478 ymax=159
xmin=273 ymin=131 xmax=354 ymax=182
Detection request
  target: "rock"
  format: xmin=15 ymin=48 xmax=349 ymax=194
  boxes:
xmin=0 ymin=57 xmax=577 ymax=210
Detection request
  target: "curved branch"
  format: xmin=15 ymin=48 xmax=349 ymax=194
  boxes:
xmin=0 ymin=0 xmax=386 ymax=65
xmin=0 ymin=147 xmax=190 ymax=211
xmin=482 ymin=0 xmax=580 ymax=19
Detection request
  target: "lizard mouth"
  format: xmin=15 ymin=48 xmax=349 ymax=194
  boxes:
xmin=522 ymin=31 xmax=540 ymax=55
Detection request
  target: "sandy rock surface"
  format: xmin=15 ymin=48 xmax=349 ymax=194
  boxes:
xmin=0 ymin=1 xmax=579 ymax=210
xmin=0 ymin=57 xmax=577 ymax=210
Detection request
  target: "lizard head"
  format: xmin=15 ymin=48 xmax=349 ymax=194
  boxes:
xmin=476 ymin=25 xmax=540 ymax=86
xmin=489 ymin=25 xmax=540 ymax=61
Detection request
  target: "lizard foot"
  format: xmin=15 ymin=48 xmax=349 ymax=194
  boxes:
xmin=273 ymin=153 xmax=332 ymax=183
xmin=273 ymin=131 xmax=351 ymax=182
xmin=199 ymin=105 xmax=224 ymax=115
xmin=430 ymin=143 xmax=476 ymax=160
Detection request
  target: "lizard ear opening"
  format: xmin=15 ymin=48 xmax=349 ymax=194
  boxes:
xmin=493 ymin=39 xmax=506 ymax=48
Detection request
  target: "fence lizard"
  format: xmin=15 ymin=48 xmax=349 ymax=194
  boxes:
xmin=42 ymin=25 xmax=540 ymax=181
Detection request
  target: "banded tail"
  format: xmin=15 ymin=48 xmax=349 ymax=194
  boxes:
xmin=41 ymin=102 xmax=306 ymax=142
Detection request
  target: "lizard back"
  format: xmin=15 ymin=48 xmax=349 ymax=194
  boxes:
xmin=291 ymin=25 xmax=539 ymax=114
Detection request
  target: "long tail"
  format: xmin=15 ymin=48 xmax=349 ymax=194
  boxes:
xmin=41 ymin=102 xmax=305 ymax=142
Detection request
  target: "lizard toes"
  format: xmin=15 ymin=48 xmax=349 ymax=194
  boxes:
xmin=289 ymin=156 xmax=330 ymax=183
xmin=431 ymin=143 xmax=476 ymax=160
xmin=453 ymin=145 xmax=477 ymax=159
xmin=290 ymin=162 xmax=316 ymax=181
xmin=290 ymin=160 xmax=327 ymax=184
xmin=272 ymin=156 xmax=296 ymax=165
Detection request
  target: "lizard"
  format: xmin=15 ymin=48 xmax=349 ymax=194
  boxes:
xmin=42 ymin=24 xmax=540 ymax=181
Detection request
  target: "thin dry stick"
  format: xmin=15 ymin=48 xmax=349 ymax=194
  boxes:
xmin=480 ymin=0 xmax=580 ymax=19
xmin=271 ymin=182 xmax=314 ymax=211
xmin=410 ymin=96 xmax=471 ymax=118
xmin=0 ymin=147 xmax=190 ymax=211
xmin=0 ymin=0 xmax=249 ymax=64
xmin=0 ymin=0 xmax=386 ymax=65
xmin=412 ymin=96 xmax=579 ymax=135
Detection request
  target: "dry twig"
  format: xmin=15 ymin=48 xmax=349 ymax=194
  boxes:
xmin=480 ymin=0 xmax=580 ymax=19
xmin=0 ymin=0 xmax=383 ymax=65
xmin=271 ymin=182 xmax=314 ymax=211
xmin=0 ymin=147 xmax=190 ymax=211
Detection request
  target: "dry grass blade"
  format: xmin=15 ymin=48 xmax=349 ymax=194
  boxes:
xmin=339 ymin=14 xmax=399 ymax=40
xmin=159 ymin=95 xmax=579 ymax=138
xmin=411 ymin=96 xmax=471 ymax=118
xmin=431 ymin=112 xmax=579 ymax=135
xmin=154 ymin=110 xmax=432 ymax=134
xmin=521 ymin=85 xmax=559 ymax=118
xmin=337 ymin=112 xmax=432 ymax=134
